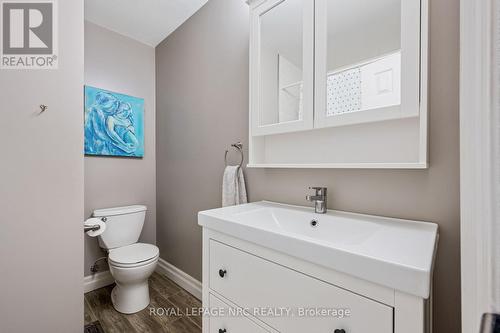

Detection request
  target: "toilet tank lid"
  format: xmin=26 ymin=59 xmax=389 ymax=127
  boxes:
xmin=93 ymin=205 xmax=147 ymax=217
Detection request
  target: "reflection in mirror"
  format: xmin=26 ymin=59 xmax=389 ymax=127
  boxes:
xmin=260 ymin=0 xmax=303 ymax=126
xmin=326 ymin=0 xmax=401 ymax=117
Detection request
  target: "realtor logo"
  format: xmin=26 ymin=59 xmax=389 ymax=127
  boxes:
xmin=1 ymin=0 xmax=58 ymax=69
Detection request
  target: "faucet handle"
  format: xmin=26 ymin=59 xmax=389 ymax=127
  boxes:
xmin=309 ymin=187 xmax=327 ymax=195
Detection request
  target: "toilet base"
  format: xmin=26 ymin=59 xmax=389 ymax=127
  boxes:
xmin=111 ymin=282 xmax=150 ymax=314
xmin=107 ymin=252 xmax=158 ymax=314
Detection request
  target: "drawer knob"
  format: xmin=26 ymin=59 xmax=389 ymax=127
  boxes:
xmin=219 ymin=269 xmax=227 ymax=278
xmin=219 ymin=329 xmax=227 ymax=333
xmin=334 ymin=330 xmax=346 ymax=333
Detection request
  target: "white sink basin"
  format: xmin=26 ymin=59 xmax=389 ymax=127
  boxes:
xmin=198 ymin=201 xmax=438 ymax=298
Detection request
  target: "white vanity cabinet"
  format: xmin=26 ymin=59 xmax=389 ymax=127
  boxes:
xmin=199 ymin=202 xmax=437 ymax=333
xmin=209 ymin=294 xmax=277 ymax=333
xmin=208 ymin=239 xmax=393 ymax=333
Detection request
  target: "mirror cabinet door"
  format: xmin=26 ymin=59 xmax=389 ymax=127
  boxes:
xmin=314 ymin=0 xmax=421 ymax=129
xmin=251 ymin=0 xmax=314 ymax=136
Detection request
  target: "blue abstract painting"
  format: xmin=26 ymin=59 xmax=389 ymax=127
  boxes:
xmin=84 ymin=86 xmax=144 ymax=157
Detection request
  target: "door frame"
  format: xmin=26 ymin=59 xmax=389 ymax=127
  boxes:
xmin=460 ymin=0 xmax=499 ymax=331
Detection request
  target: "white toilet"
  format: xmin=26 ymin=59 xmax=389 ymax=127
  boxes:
xmin=93 ymin=205 xmax=159 ymax=314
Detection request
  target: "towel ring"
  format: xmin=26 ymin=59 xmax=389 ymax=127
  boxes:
xmin=225 ymin=142 xmax=244 ymax=167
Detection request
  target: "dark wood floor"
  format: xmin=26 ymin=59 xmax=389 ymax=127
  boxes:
xmin=85 ymin=273 xmax=202 ymax=333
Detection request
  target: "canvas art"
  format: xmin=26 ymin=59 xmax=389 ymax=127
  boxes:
xmin=84 ymin=86 xmax=144 ymax=157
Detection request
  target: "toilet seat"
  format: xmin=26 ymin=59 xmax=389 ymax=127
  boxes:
xmin=109 ymin=255 xmax=159 ymax=268
xmin=108 ymin=243 xmax=159 ymax=268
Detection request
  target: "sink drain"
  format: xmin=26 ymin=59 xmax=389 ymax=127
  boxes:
xmin=310 ymin=219 xmax=319 ymax=227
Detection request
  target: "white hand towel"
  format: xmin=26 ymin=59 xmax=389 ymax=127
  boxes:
xmin=222 ymin=165 xmax=248 ymax=207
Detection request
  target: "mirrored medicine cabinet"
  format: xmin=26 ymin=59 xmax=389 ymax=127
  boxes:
xmin=248 ymin=0 xmax=428 ymax=168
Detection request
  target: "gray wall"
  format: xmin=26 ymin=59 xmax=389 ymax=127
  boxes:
xmin=156 ymin=1 xmax=460 ymax=332
xmin=84 ymin=22 xmax=156 ymax=276
xmin=0 ymin=0 xmax=84 ymax=331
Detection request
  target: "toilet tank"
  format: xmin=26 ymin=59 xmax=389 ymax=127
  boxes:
xmin=93 ymin=205 xmax=147 ymax=249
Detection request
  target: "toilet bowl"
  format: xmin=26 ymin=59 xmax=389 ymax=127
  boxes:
xmin=93 ymin=205 xmax=158 ymax=314
xmin=108 ymin=243 xmax=159 ymax=314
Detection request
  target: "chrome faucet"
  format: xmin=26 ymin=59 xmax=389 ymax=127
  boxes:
xmin=306 ymin=187 xmax=327 ymax=214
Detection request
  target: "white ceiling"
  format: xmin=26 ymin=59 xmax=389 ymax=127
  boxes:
xmin=84 ymin=0 xmax=209 ymax=47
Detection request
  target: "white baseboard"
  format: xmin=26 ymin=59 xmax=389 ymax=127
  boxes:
xmin=156 ymin=258 xmax=202 ymax=300
xmin=83 ymin=258 xmax=202 ymax=300
xmin=84 ymin=270 xmax=114 ymax=293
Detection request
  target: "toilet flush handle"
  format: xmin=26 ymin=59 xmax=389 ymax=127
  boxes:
xmin=84 ymin=225 xmax=100 ymax=233
xmin=84 ymin=217 xmax=107 ymax=232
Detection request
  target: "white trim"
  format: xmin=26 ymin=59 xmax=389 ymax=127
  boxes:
xmin=247 ymin=0 xmax=267 ymax=8
xmin=247 ymin=162 xmax=428 ymax=169
xmin=493 ymin=0 xmax=500 ymax=312
xmin=460 ymin=0 xmax=496 ymax=331
xmin=156 ymin=258 xmax=202 ymax=301
xmin=83 ymin=271 xmax=114 ymax=293
xmin=419 ymin=0 xmax=430 ymax=166
xmin=83 ymin=259 xmax=203 ymax=300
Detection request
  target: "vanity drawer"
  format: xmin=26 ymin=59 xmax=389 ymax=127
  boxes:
xmin=209 ymin=293 xmax=276 ymax=333
xmin=209 ymin=240 xmax=393 ymax=333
